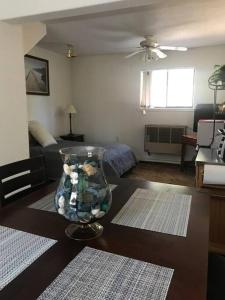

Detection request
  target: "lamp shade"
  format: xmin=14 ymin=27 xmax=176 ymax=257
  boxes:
xmin=66 ymin=104 xmax=77 ymax=114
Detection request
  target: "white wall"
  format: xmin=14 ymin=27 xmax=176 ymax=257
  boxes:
xmin=27 ymin=46 xmax=73 ymax=136
xmin=0 ymin=21 xmax=29 ymax=166
xmin=71 ymin=44 xmax=225 ymax=160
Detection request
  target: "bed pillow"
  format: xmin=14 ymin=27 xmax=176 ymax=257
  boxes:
xmin=28 ymin=120 xmax=57 ymax=147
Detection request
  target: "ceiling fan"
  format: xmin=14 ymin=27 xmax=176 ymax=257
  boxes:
xmin=126 ymin=36 xmax=187 ymax=61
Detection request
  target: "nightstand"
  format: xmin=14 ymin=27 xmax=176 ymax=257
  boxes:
xmin=60 ymin=134 xmax=84 ymax=142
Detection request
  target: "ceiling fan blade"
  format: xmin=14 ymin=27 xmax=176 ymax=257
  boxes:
xmin=159 ymin=46 xmax=188 ymax=51
xmin=151 ymin=48 xmax=167 ymax=59
xmin=125 ymin=50 xmax=144 ymax=58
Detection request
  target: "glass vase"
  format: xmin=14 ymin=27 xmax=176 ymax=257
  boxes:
xmin=55 ymin=146 xmax=112 ymax=240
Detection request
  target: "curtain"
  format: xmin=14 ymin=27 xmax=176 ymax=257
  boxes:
xmin=140 ymin=71 xmax=151 ymax=109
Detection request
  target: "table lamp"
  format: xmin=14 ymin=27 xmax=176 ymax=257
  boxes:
xmin=66 ymin=104 xmax=77 ymax=136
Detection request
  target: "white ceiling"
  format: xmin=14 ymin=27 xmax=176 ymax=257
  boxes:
xmin=39 ymin=0 xmax=225 ymax=56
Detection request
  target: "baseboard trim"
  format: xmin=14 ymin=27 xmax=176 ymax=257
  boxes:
xmin=139 ymin=160 xmax=180 ymax=165
xmin=141 ymin=153 xmax=181 ymax=165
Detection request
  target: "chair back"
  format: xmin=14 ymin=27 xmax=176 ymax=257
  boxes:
xmin=0 ymin=156 xmax=46 ymax=206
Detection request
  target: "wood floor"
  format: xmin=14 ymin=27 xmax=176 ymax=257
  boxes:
xmin=125 ymin=162 xmax=195 ymax=187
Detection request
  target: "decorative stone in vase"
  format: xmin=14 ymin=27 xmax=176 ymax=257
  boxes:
xmin=55 ymin=146 xmax=112 ymax=240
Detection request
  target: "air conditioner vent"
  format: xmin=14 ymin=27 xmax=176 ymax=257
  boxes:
xmin=148 ymin=127 xmax=158 ymax=142
xmin=144 ymin=125 xmax=186 ymax=155
xmin=171 ymin=128 xmax=184 ymax=144
xmin=158 ymin=128 xmax=170 ymax=143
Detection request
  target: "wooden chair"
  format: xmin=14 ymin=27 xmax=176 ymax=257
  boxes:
xmin=0 ymin=156 xmax=47 ymax=207
xmin=207 ymin=253 xmax=225 ymax=300
xmin=180 ymin=132 xmax=197 ymax=171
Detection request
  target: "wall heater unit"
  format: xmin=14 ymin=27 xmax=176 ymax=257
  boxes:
xmin=144 ymin=125 xmax=187 ymax=155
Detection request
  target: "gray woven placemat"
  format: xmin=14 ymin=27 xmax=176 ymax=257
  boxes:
xmin=0 ymin=225 xmax=56 ymax=291
xmin=112 ymin=188 xmax=192 ymax=237
xmin=29 ymin=184 xmax=117 ymax=213
xmin=29 ymin=192 xmax=56 ymax=212
xmin=37 ymin=246 xmax=173 ymax=300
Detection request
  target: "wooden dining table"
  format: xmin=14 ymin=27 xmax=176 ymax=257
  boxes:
xmin=0 ymin=177 xmax=209 ymax=300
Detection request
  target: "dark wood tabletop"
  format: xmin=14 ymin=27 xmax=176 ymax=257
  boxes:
xmin=0 ymin=178 xmax=209 ymax=300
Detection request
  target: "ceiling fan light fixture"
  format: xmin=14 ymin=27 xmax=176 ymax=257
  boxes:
xmin=143 ymin=49 xmax=158 ymax=62
xmin=66 ymin=44 xmax=77 ymax=58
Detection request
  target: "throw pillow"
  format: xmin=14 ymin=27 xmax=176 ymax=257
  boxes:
xmin=28 ymin=120 xmax=57 ymax=147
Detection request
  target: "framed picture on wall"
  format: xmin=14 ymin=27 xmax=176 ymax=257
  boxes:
xmin=24 ymin=55 xmax=50 ymax=96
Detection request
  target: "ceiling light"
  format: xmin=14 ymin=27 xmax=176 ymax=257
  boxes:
xmin=66 ymin=44 xmax=77 ymax=58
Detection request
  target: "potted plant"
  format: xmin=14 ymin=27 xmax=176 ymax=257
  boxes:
xmin=209 ymin=65 xmax=225 ymax=90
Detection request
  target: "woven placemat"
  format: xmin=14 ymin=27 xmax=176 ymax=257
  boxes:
xmin=0 ymin=225 xmax=56 ymax=291
xmin=112 ymin=188 xmax=191 ymax=237
xmin=29 ymin=184 xmax=117 ymax=212
xmin=38 ymin=246 xmax=173 ymax=300
xmin=29 ymin=192 xmax=56 ymax=212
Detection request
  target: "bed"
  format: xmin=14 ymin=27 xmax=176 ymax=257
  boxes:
xmin=29 ymin=139 xmax=137 ymax=180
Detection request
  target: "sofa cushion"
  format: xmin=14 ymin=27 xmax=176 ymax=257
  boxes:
xmin=29 ymin=132 xmax=40 ymax=146
xmin=28 ymin=120 xmax=57 ymax=147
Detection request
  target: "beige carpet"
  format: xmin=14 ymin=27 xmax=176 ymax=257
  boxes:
xmin=125 ymin=162 xmax=195 ymax=187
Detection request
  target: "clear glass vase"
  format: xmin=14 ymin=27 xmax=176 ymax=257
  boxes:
xmin=55 ymin=146 xmax=112 ymax=240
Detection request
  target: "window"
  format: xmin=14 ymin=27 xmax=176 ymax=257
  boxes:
xmin=140 ymin=68 xmax=194 ymax=109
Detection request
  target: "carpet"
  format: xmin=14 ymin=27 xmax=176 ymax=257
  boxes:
xmin=125 ymin=162 xmax=195 ymax=187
